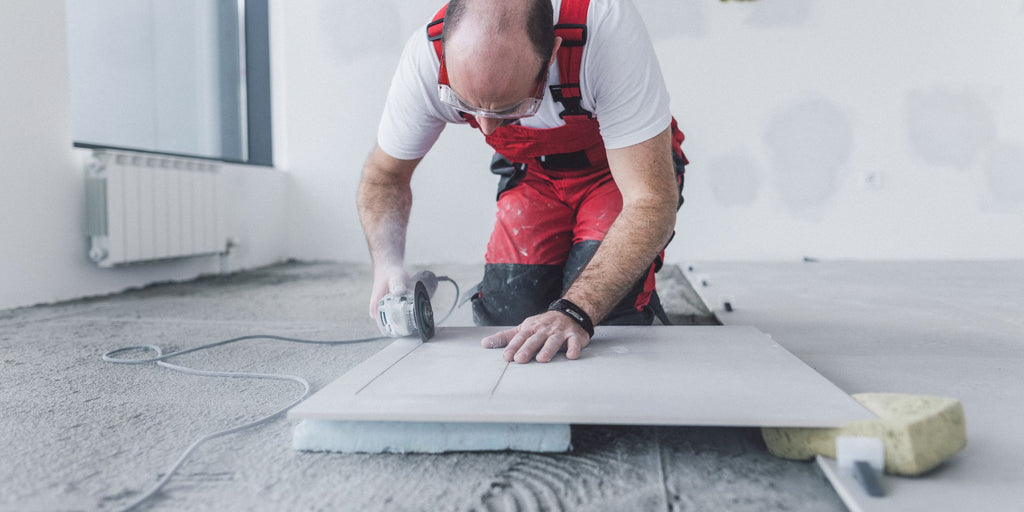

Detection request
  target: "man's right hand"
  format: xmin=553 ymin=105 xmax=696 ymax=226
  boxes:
xmin=369 ymin=266 xmax=409 ymax=334
xmin=357 ymin=145 xmax=422 ymax=335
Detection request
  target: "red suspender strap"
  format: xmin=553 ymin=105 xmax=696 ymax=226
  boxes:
xmin=551 ymin=0 xmax=593 ymax=118
xmin=427 ymin=5 xmax=448 ymax=84
xmin=428 ymin=3 xmax=476 ymax=123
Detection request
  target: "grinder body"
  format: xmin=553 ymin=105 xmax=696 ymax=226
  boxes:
xmin=377 ymin=271 xmax=438 ymax=341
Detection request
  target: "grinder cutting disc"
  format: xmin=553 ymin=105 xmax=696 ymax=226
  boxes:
xmin=413 ymin=281 xmax=435 ymax=342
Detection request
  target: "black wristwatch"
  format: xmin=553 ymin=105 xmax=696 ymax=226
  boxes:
xmin=548 ymin=298 xmax=595 ymax=338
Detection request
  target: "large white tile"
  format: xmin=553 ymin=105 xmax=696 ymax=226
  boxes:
xmin=289 ymin=326 xmax=874 ymax=427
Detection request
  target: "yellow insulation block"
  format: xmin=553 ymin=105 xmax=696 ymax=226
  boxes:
xmin=762 ymin=393 xmax=966 ymax=476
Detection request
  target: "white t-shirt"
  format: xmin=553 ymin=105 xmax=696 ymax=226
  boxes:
xmin=377 ymin=0 xmax=672 ymax=160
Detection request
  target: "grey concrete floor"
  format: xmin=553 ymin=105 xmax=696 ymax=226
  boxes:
xmin=694 ymin=260 xmax=1024 ymax=511
xmin=1 ymin=262 xmax=843 ymax=511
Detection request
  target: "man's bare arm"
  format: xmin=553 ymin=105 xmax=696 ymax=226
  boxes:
xmin=561 ymin=126 xmax=677 ymax=321
xmin=482 ymin=126 xmax=678 ymax=362
xmin=356 ymin=145 xmax=423 ymax=328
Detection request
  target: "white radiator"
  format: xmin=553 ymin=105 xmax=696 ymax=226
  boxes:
xmin=85 ymin=150 xmax=226 ymax=267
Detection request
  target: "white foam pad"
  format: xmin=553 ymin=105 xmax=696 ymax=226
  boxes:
xmin=293 ymin=420 xmax=571 ymax=454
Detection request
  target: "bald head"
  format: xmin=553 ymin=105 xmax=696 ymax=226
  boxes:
xmin=442 ymin=0 xmax=555 ymax=83
xmin=440 ymin=0 xmax=558 ymax=134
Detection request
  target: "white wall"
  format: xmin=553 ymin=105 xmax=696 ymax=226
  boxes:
xmin=647 ymin=0 xmax=1024 ymax=261
xmin=0 ymin=1 xmax=291 ymax=310
xmin=4 ymin=0 xmax=1023 ymax=310
xmin=279 ymin=0 xmax=1024 ymax=266
xmin=277 ymin=1 xmax=497 ymax=265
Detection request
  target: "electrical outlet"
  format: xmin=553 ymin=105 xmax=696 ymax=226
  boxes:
xmin=861 ymin=170 xmax=884 ymax=190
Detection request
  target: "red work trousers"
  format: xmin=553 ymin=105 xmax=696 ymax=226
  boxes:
xmin=471 ymin=163 xmax=672 ymax=327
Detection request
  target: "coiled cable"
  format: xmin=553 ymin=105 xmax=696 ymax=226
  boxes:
xmin=102 ymin=276 xmax=460 ymax=511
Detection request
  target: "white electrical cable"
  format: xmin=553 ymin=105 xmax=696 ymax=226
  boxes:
xmin=102 ymin=335 xmax=382 ymax=512
xmin=437 ymin=276 xmax=460 ymax=325
xmin=101 ymin=278 xmax=462 ymax=512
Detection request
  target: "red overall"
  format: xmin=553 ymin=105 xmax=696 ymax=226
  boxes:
xmin=427 ymin=0 xmax=687 ymax=326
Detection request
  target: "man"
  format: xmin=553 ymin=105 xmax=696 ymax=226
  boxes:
xmin=358 ymin=0 xmax=686 ymax=363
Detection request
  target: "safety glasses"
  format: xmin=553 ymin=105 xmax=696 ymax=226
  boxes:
xmin=437 ymin=55 xmax=546 ymax=119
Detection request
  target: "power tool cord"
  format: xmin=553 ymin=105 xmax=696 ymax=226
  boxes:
xmin=102 ymin=276 xmax=460 ymax=512
xmin=437 ymin=275 xmax=460 ymax=325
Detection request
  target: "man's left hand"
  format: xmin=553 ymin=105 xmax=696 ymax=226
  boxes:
xmin=480 ymin=311 xmax=591 ymax=363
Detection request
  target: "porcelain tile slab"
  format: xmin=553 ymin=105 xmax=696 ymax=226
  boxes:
xmin=289 ymin=326 xmax=873 ymax=427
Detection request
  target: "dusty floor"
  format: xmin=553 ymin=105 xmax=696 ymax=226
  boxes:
xmin=697 ymin=261 xmax=1024 ymax=511
xmin=0 ymin=262 xmax=843 ymax=511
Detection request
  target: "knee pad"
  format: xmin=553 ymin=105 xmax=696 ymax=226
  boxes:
xmin=471 ymin=263 xmax=562 ymax=326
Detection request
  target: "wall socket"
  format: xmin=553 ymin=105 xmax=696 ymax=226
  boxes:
xmin=860 ymin=170 xmax=884 ymax=190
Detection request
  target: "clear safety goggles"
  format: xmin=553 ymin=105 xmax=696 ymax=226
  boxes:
xmin=437 ymin=83 xmax=545 ymax=119
xmin=437 ymin=55 xmax=546 ymax=119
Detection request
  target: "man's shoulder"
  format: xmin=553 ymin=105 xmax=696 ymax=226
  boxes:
xmin=585 ymin=0 xmax=642 ymax=33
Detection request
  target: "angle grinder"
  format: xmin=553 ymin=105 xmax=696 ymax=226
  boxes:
xmin=377 ymin=270 xmax=439 ymax=342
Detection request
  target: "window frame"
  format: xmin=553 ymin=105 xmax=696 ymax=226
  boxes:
xmin=70 ymin=0 xmax=273 ymax=167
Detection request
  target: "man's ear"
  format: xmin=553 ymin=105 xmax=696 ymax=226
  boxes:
xmin=548 ymin=36 xmax=562 ymax=68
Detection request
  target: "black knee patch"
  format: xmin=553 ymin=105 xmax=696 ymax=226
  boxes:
xmin=472 ymin=264 xmax=562 ymax=326
xmin=562 ymin=240 xmax=600 ymax=291
xmin=474 ymin=246 xmax=660 ymax=327
xmin=563 ymin=240 xmax=656 ymax=326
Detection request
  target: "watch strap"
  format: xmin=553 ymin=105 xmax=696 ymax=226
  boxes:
xmin=548 ymin=298 xmax=595 ymax=337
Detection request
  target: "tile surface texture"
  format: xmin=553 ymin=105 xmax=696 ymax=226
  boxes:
xmin=291 ymin=326 xmax=873 ymax=427
xmin=697 ymin=260 xmax=1024 ymax=512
